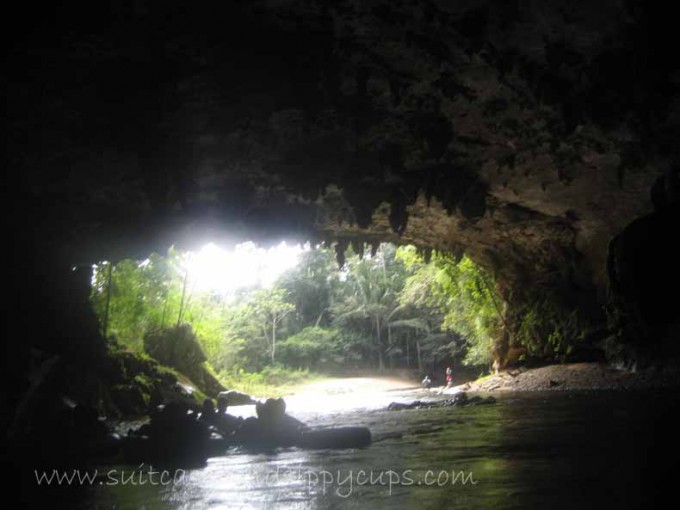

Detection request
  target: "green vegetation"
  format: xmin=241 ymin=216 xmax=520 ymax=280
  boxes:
xmin=514 ymin=293 xmax=589 ymax=361
xmin=90 ymin=243 xmax=509 ymax=395
xmin=398 ymin=247 xmax=503 ymax=367
xmin=218 ymin=366 xmax=324 ymax=398
xmin=101 ymin=342 xmax=209 ymax=416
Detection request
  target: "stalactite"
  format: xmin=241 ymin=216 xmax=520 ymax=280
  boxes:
xmin=335 ymin=238 xmax=349 ymax=267
xmin=370 ymin=240 xmax=380 ymax=258
xmin=351 ymin=238 xmax=365 ymax=259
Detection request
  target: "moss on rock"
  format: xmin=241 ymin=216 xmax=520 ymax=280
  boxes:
xmin=99 ymin=341 xmax=209 ymax=418
xmin=143 ymin=324 xmax=226 ymax=397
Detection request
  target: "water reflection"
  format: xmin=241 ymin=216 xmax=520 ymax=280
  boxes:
xmin=83 ymin=388 xmax=679 ymax=509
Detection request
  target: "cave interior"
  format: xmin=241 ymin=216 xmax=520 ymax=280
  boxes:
xmin=4 ymin=0 xmax=680 ymax=487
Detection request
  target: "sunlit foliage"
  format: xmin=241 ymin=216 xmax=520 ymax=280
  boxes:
xmin=91 ymin=243 xmax=504 ymax=391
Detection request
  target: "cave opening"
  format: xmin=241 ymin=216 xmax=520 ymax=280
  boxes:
xmin=84 ymin=239 xmax=508 ymax=418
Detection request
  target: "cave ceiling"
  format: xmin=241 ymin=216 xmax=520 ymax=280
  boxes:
xmin=6 ymin=0 xmax=679 ymax=296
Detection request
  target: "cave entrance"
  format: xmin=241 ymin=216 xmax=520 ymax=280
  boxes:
xmin=88 ymin=241 xmax=503 ymax=405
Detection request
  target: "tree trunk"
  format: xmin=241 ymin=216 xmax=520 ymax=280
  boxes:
xmin=376 ymin=316 xmax=384 ymax=371
xmin=416 ymin=340 xmax=422 ymax=373
xmin=272 ymin=315 xmax=277 ymax=364
xmin=177 ymin=269 xmax=189 ymax=326
xmin=387 ymin=324 xmax=393 ymax=369
xmin=102 ymin=262 xmax=113 ymax=338
xmin=406 ymin=337 xmax=410 ymax=368
xmin=161 ymin=296 xmax=168 ymax=327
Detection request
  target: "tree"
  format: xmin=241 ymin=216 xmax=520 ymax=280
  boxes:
xmin=399 ymin=248 xmax=503 ymax=367
xmin=90 ymin=249 xmax=186 ymax=350
xmin=244 ymin=288 xmax=295 ymax=365
xmin=278 ymin=248 xmax=340 ymax=330
xmin=330 ymin=244 xmax=413 ymax=370
xmin=89 ymin=242 xmax=503 ymax=380
xmin=276 ymin=326 xmax=343 ymax=369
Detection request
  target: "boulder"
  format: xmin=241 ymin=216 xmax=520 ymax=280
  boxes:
xmin=143 ymin=325 xmax=225 ymax=396
xmin=386 ymin=392 xmax=496 ymax=411
xmin=217 ymin=390 xmax=256 ymax=406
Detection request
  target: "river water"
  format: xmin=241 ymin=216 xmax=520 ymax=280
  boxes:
xmin=75 ymin=383 xmax=677 ymax=509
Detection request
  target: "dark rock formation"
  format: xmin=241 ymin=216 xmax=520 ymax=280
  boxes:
xmin=234 ymin=398 xmax=306 ymax=448
xmin=217 ymin=390 xmax=257 ymax=407
xmin=143 ymin=324 xmax=226 ymax=397
xmin=125 ymin=401 xmax=212 ymax=467
xmin=387 ymin=392 xmax=496 ymax=410
xmin=606 ymin=170 xmax=680 ymax=367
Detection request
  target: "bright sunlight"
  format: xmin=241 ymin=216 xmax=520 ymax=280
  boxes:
xmin=185 ymin=241 xmax=307 ymax=295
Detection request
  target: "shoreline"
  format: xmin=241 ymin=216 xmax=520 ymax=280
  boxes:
xmin=442 ymin=362 xmax=680 ymax=393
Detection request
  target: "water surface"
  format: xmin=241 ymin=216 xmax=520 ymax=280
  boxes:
xmin=81 ymin=385 xmax=678 ymax=509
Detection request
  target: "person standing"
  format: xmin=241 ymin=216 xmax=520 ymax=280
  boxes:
xmin=445 ymin=366 xmax=453 ymax=387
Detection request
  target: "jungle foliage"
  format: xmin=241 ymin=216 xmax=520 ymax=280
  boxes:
xmin=90 ymin=243 xmax=506 ymax=391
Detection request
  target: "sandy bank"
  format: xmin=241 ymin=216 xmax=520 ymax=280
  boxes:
xmin=443 ymin=362 xmax=680 ymax=393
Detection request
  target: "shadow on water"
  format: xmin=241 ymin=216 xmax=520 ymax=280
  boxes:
xmin=21 ymin=388 xmax=680 ymax=509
